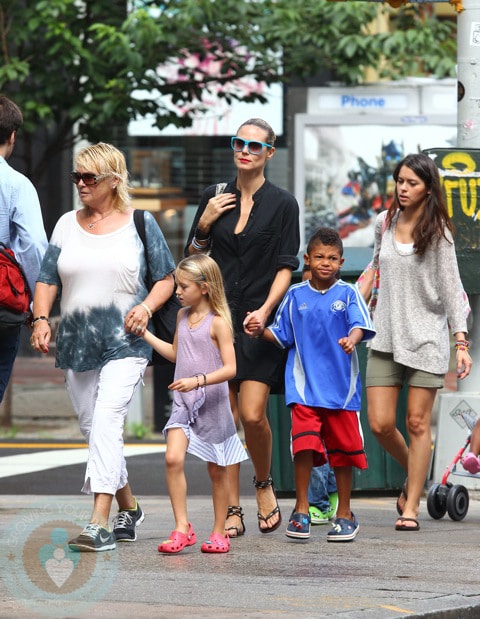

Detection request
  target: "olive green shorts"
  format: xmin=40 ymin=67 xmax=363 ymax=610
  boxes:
xmin=366 ymin=349 xmax=445 ymax=389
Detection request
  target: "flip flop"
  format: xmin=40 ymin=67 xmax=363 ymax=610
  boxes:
xmin=225 ymin=505 xmax=246 ymax=538
xmin=254 ymin=475 xmax=282 ymax=534
xmin=395 ymin=517 xmax=420 ymax=531
xmin=396 ymin=479 xmax=408 ymax=516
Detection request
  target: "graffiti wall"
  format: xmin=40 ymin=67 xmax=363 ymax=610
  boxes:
xmin=425 ymin=148 xmax=480 ymax=294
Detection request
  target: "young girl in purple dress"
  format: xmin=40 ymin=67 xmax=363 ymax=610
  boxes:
xmin=141 ymin=254 xmax=248 ymax=554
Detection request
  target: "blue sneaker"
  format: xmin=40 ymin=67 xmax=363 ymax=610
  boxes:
xmin=327 ymin=512 xmax=359 ymax=542
xmin=286 ymin=511 xmax=311 ymax=539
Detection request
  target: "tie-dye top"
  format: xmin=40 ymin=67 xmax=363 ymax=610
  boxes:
xmin=37 ymin=210 xmax=175 ymax=371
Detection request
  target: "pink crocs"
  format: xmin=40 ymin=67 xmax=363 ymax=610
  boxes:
xmin=461 ymin=452 xmax=480 ymax=475
xmin=158 ymin=523 xmax=197 ymax=554
xmin=201 ymin=532 xmax=230 ymax=554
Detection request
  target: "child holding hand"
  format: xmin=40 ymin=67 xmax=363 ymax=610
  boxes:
xmin=142 ymin=254 xmax=248 ymax=554
xmin=245 ymin=227 xmax=375 ymax=542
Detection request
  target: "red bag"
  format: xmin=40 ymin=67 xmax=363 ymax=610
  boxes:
xmin=0 ymin=242 xmax=31 ymax=313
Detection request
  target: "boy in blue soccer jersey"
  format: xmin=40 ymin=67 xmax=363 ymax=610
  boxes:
xmin=245 ymin=227 xmax=375 ymax=542
xmin=302 ymin=264 xmax=339 ymax=525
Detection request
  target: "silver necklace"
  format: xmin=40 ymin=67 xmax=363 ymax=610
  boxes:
xmin=86 ymin=209 xmax=116 ymax=229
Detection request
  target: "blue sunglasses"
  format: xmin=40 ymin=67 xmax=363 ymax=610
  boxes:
xmin=230 ymin=136 xmax=273 ymax=155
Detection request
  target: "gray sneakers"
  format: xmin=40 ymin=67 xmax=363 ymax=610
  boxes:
xmin=68 ymin=523 xmax=116 ymax=552
xmin=67 ymin=500 xmax=144 ymax=551
xmin=112 ymin=501 xmax=145 ymax=542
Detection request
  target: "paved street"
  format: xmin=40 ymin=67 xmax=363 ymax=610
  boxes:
xmin=0 ymin=444 xmax=255 ymax=497
xmin=2 ymin=437 xmax=480 ymax=619
xmin=1 ymin=490 xmax=480 ymax=619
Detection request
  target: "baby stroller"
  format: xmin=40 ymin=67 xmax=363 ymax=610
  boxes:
xmin=427 ymin=411 xmax=478 ymax=521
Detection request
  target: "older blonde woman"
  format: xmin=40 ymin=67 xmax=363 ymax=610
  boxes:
xmin=31 ymin=142 xmax=175 ymax=551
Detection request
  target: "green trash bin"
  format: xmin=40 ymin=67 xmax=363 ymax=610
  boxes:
xmin=352 ymin=343 xmax=408 ymax=491
xmin=267 ymin=395 xmax=295 ymax=496
xmin=267 ymin=346 xmax=408 ymax=494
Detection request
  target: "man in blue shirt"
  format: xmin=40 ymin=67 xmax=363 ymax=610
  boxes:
xmin=0 ymin=95 xmax=47 ymax=402
xmin=246 ymin=227 xmax=375 ymax=542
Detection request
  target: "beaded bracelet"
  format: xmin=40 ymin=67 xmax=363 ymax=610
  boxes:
xmin=32 ymin=316 xmax=51 ymax=326
xmin=140 ymin=302 xmax=152 ymax=319
xmin=455 ymin=340 xmax=470 ymax=352
xmin=194 ymin=374 xmax=207 ymax=389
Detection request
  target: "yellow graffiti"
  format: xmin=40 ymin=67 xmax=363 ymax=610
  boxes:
xmin=439 ymin=151 xmax=480 ymax=220
xmin=441 ymin=151 xmax=477 ymax=174
xmin=443 ymin=179 xmax=479 ymax=219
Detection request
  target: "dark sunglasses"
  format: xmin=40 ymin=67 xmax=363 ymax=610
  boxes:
xmin=230 ymin=136 xmax=273 ymax=155
xmin=70 ymin=172 xmax=108 ymax=186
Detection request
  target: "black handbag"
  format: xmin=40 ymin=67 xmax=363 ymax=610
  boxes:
xmin=0 ymin=307 xmax=28 ymax=333
xmin=133 ymin=209 xmax=181 ymax=366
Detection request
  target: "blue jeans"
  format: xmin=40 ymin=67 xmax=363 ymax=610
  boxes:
xmin=308 ymin=463 xmax=337 ymax=512
xmin=0 ymin=328 xmax=21 ymax=403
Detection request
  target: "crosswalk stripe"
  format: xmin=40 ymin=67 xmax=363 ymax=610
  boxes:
xmin=0 ymin=445 xmax=166 ymax=479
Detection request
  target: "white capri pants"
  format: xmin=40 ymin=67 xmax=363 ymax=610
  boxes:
xmin=65 ymin=357 xmax=148 ymax=495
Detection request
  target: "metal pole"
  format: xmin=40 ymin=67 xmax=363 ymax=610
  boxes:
xmin=433 ymin=0 xmax=480 ymax=491
xmin=457 ymin=0 xmax=480 ymax=149
xmin=456 ymin=0 xmax=480 ymax=393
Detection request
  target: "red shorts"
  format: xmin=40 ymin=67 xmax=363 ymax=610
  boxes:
xmin=291 ymin=404 xmax=368 ymax=470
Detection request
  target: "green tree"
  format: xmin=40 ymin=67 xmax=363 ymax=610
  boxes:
xmin=264 ymin=0 xmax=456 ymax=85
xmin=0 ymin=0 xmax=456 ymax=183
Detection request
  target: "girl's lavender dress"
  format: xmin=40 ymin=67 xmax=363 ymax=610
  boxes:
xmin=164 ymin=311 xmax=248 ymax=466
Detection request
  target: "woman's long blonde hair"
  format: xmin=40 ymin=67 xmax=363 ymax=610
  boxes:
xmin=175 ymin=254 xmax=233 ymax=336
xmin=74 ymin=142 xmax=130 ymax=212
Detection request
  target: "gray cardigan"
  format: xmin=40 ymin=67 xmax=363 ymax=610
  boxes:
xmin=370 ymin=210 xmax=468 ymax=374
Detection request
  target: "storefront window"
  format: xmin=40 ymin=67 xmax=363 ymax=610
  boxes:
xmin=124 ymin=141 xmax=288 ymax=262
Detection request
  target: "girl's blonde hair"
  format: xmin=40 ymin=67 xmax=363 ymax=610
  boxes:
xmin=75 ymin=142 xmax=130 ymax=212
xmin=175 ymin=254 xmax=233 ymax=336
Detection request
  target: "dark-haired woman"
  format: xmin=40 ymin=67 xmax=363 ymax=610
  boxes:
xmin=186 ymin=118 xmax=300 ymax=535
xmin=365 ymin=153 xmax=471 ymax=531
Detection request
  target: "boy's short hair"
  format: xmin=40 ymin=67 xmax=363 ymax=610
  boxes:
xmin=0 ymin=96 xmax=23 ymax=144
xmin=306 ymin=227 xmax=343 ymax=256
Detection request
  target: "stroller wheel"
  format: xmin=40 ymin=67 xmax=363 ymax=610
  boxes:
xmin=446 ymin=484 xmax=469 ymax=521
xmin=427 ymin=483 xmax=448 ymax=519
